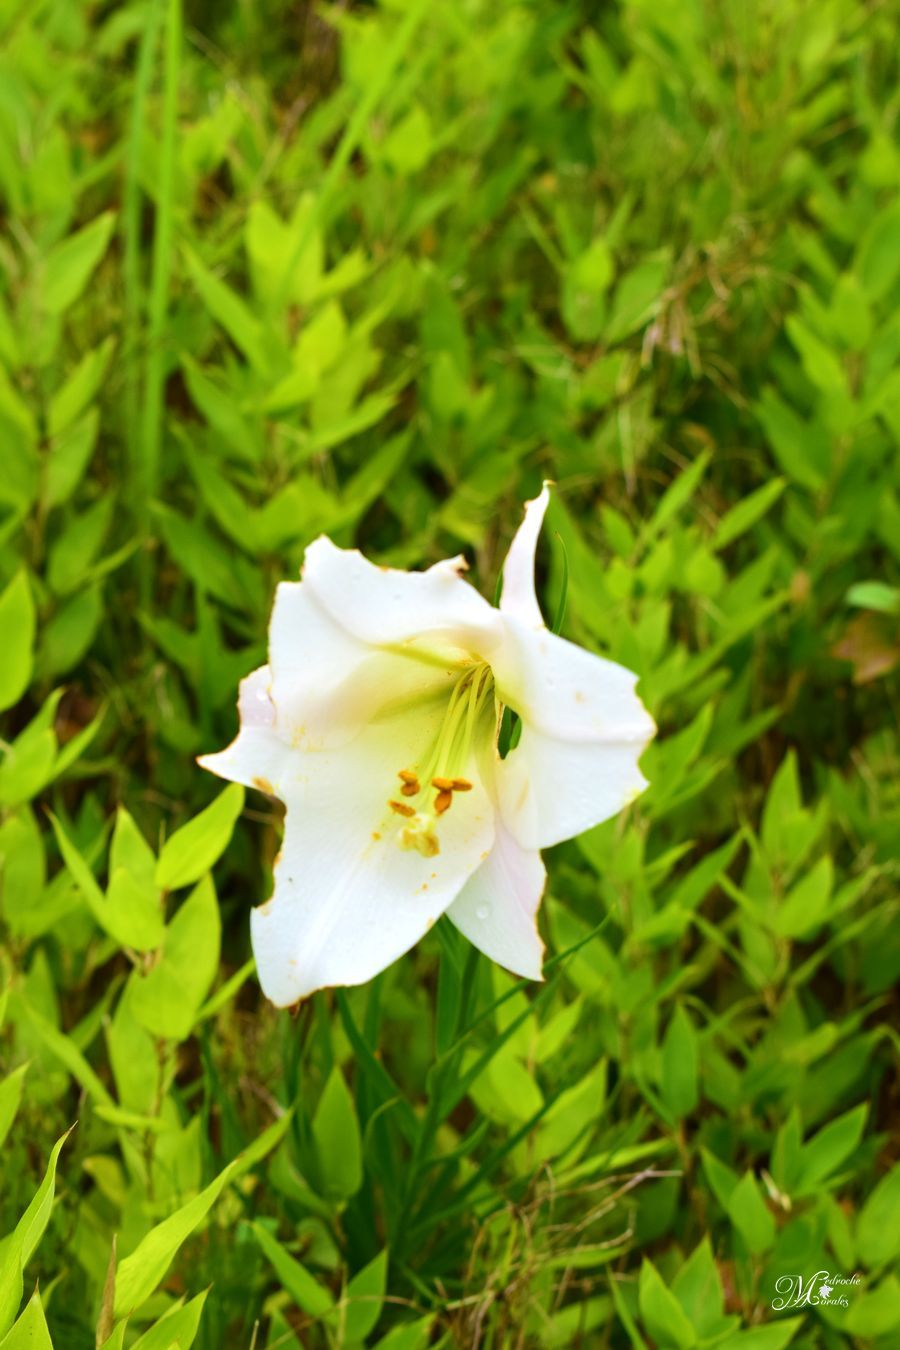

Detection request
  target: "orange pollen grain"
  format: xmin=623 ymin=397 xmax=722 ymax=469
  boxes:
xmin=434 ymin=789 xmax=453 ymax=815
xmin=389 ymin=799 xmax=416 ymax=818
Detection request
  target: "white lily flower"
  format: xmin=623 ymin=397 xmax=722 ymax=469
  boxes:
xmin=199 ymin=487 xmax=655 ymax=1007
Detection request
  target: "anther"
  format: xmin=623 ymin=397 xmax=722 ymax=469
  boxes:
xmin=434 ymin=789 xmax=453 ymax=815
xmin=400 ymin=782 xmax=419 ymax=797
xmin=389 ymin=799 xmax=416 ymax=817
xmin=432 ymin=776 xmax=455 ymax=791
xmin=398 ymin=769 xmax=419 ymax=785
xmin=452 ymin=777 xmax=473 ymax=791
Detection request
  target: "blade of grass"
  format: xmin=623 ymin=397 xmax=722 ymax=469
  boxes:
xmin=140 ymin=0 xmax=181 ymax=602
xmin=123 ymin=2 xmax=161 ymax=516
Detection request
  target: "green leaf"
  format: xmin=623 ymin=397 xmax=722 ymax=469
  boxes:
xmin=773 ymin=856 xmax=834 ymax=938
xmin=155 ymin=784 xmax=244 ymax=890
xmin=0 ymin=1291 xmax=53 ymax=1350
xmin=785 ymin=315 xmax=848 ymax=398
xmin=110 ymin=807 xmax=156 ymax=891
xmin=49 ymin=812 xmax=163 ymax=953
xmin=383 ymin=104 xmax=433 ymax=174
xmin=0 ymin=1063 xmax=29 ymax=1150
xmin=312 ymin=1067 xmax=363 ymax=1201
xmin=372 ymin=1317 xmax=435 ymax=1350
xmin=795 ymin=1102 xmax=867 ymax=1194
xmin=129 ymin=1290 xmax=209 ymax=1350
xmin=562 ymin=238 xmax=613 ymax=340
xmin=48 ymin=336 xmax=115 ymax=437
xmin=42 ymin=211 xmax=116 ymax=315
xmin=844 ymin=1275 xmax=900 ymax=1338
xmin=857 ymin=1163 xmax=900 ymax=1268
xmin=0 ymin=573 xmax=36 ymax=713
xmin=856 ymin=201 xmax=900 ymax=300
xmin=606 ymin=253 xmax=669 ymax=344
xmin=660 ymin=1004 xmax=699 ymax=1119
xmin=47 ymin=495 xmax=114 ymax=596
xmin=756 ymin=388 xmax=825 ymax=491
xmin=129 ymin=875 xmax=220 ymax=1040
xmin=637 ymin=1258 xmax=696 ymax=1349
xmin=0 ymin=1129 xmax=72 ymax=1336
xmin=46 ymin=411 xmax=99 ymax=507
xmin=339 ymin=1248 xmax=388 ymax=1343
xmin=19 ymin=1000 xmax=114 ymax=1107
xmin=114 ymin=1113 xmax=290 ymax=1317
xmin=846 ymin=580 xmax=900 ymax=613
xmin=717 ymin=1318 xmax=803 ymax=1350
xmin=712 ymin=479 xmax=786 ymax=551
xmin=251 ymin=1223 xmax=334 ymax=1319
xmin=726 ymin=1172 xmax=775 ymax=1253
xmin=182 ymin=244 xmax=269 ymax=375
xmin=670 ymin=1239 xmax=733 ymax=1340
xmin=646 ymin=453 xmax=711 ymax=539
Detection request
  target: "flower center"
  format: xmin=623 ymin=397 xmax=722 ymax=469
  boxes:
xmin=388 ymin=662 xmax=494 ymax=856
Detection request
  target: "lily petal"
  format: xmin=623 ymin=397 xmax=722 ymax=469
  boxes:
xmin=494 ymin=722 xmax=650 ymax=850
xmin=270 ymin=582 xmax=453 ymax=748
xmin=301 ymin=535 xmax=501 ymax=655
xmin=493 ymin=616 xmax=656 ymax=743
xmin=499 ymin=485 xmax=550 ymax=629
xmin=491 ymin=616 xmax=655 ymax=849
xmin=447 ymin=818 xmax=545 ymax=979
xmin=197 ymin=666 xmax=289 ymax=795
xmin=250 ymin=702 xmax=495 ymax=1005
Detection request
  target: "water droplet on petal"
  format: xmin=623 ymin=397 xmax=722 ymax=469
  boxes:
xmin=475 ymin=905 xmax=489 ymax=921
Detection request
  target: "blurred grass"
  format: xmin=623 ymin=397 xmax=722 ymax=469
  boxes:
xmin=1 ymin=0 xmax=899 ymax=1347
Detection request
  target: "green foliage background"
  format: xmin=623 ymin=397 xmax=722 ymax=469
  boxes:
xmin=1 ymin=0 xmax=898 ymax=1345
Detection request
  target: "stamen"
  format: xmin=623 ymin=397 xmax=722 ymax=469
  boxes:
xmin=390 ymin=660 xmax=494 ymax=852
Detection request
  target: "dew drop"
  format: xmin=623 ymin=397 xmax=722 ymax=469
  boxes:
xmin=475 ymin=905 xmax=489 ymax=921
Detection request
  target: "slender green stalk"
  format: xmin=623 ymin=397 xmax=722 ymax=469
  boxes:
xmin=273 ymin=0 xmax=432 ymax=310
xmin=123 ymin=3 xmax=161 ymax=504
xmin=140 ymin=0 xmax=181 ymax=602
